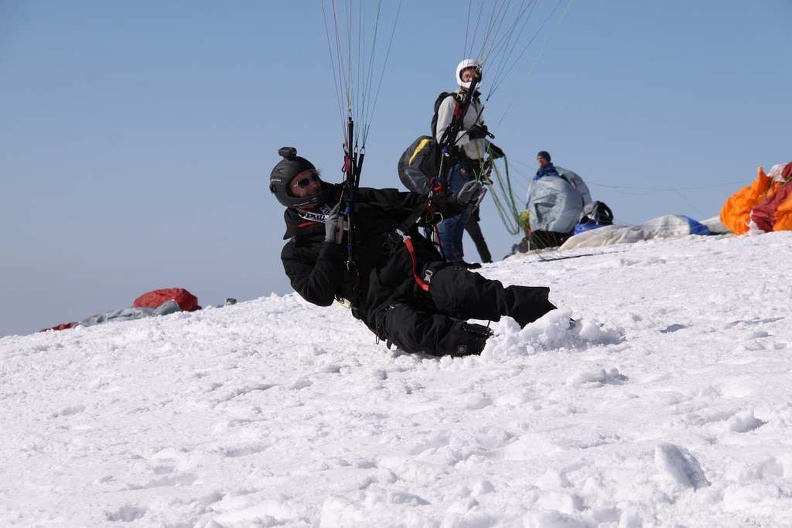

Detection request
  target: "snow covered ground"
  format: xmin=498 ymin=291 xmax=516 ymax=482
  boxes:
xmin=2 ymin=232 xmax=792 ymax=527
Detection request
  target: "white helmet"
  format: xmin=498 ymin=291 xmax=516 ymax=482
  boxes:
xmin=455 ymin=58 xmax=481 ymax=90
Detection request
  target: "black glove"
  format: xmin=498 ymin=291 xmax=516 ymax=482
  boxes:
xmin=467 ymin=123 xmax=489 ymax=140
xmin=324 ymin=203 xmax=341 ymax=243
xmin=457 ymin=180 xmax=484 ymax=206
xmin=488 ymin=142 xmax=505 ymax=159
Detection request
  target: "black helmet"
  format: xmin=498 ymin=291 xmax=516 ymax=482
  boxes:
xmin=269 ymin=147 xmax=333 ymax=208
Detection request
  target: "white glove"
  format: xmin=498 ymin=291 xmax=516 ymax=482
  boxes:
xmin=325 ymin=203 xmax=341 ymax=243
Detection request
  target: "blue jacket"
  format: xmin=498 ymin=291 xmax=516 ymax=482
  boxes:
xmin=534 ymin=162 xmax=560 ymax=181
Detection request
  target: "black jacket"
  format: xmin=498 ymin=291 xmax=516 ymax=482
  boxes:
xmin=281 ymin=184 xmax=463 ymax=331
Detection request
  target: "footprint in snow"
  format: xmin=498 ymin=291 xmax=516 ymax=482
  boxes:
xmin=105 ymin=505 xmax=146 ymax=522
xmin=660 ymin=323 xmax=688 ymax=334
xmin=566 ymin=367 xmax=628 ymax=387
xmin=50 ymin=405 xmax=86 ymax=418
xmin=655 ymin=443 xmax=710 ymax=489
xmin=727 ymin=410 xmax=766 ymax=433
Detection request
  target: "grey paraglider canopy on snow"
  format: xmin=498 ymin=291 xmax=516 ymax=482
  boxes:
xmin=527 ymin=167 xmax=592 ymax=233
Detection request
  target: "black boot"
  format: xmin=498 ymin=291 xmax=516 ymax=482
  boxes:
xmin=503 ymin=285 xmax=556 ymax=327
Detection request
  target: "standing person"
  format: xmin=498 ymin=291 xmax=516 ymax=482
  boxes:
xmin=463 ymin=142 xmax=505 ymax=263
xmin=464 ymin=209 xmax=493 ymax=264
xmin=434 ymin=58 xmax=491 ymax=268
xmin=526 ymin=150 xmax=592 ymax=249
xmin=269 ymin=147 xmax=556 ymax=357
xmin=534 ymin=150 xmax=559 ymax=179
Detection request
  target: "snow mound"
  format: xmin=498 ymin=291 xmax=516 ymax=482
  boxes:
xmin=483 ymin=309 xmax=624 ymax=359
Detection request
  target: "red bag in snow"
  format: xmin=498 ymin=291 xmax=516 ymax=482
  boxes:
xmin=133 ymin=288 xmax=201 ymax=312
xmin=40 ymin=322 xmax=77 ymax=332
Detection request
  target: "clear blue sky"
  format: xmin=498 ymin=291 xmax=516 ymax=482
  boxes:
xmin=2 ymin=1 xmax=790 ymax=337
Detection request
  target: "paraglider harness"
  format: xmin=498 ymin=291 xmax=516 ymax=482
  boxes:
xmin=399 ymin=71 xmax=485 ymax=195
xmin=437 ymin=69 xmax=494 ymax=210
xmin=437 ymin=92 xmax=480 ymax=165
xmin=435 ymin=71 xmax=488 ymax=187
xmin=341 ymin=72 xmax=494 ymax=295
xmin=389 ymin=73 xmax=488 ymax=289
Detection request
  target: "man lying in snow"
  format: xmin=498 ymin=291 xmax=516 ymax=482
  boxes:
xmin=269 ymin=147 xmax=555 ymax=357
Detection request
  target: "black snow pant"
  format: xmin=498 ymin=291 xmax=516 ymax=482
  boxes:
xmin=374 ymin=263 xmax=555 ymax=357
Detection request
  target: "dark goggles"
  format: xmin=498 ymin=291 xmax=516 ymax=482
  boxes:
xmin=291 ymin=173 xmax=320 ymax=189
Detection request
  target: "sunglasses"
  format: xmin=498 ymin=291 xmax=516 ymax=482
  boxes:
xmin=291 ymin=173 xmax=320 ymax=189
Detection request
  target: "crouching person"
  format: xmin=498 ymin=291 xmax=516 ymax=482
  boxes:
xmin=269 ymin=147 xmax=556 ymax=357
